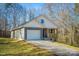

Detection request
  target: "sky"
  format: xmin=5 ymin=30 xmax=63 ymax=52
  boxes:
xmin=20 ymin=3 xmax=45 ymax=17
xmin=20 ymin=3 xmax=74 ymax=9
xmin=20 ymin=3 xmax=74 ymax=14
xmin=21 ymin=3 xmax=44 ymax=9
xmin=20 ymin=3 xmax=75 ymax=17
xmin=20 ymin=3 xmax=76 ymax=21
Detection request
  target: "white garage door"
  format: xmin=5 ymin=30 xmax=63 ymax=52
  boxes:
xmin=27 ymin=29 xmax=41 ymax=40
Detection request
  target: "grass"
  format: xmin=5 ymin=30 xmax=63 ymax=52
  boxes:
xmin=0 ymin=38 xmax=54 ymax=56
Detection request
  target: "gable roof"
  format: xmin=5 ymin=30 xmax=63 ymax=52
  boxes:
xmin=12 ymin=14 xmax=58 ymax=30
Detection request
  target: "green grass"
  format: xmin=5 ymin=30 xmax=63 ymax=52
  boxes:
xmin=0 ymin=38 xmax=54 ymax=56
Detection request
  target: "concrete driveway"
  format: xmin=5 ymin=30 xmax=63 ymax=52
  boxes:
xmin=27 ymin=40 xmax=79 ymax=56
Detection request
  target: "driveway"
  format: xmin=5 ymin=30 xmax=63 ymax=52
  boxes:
xmin=27 ymin=40 xmax=79 ymax=56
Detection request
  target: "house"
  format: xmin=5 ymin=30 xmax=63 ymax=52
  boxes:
xmin=11 ymin=15 xmax=58 ymax=41
xmin=11 ymin=14 xmax=79 ymax=47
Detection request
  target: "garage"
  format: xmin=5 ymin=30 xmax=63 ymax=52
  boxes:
xmin=27 ymin=29 xmax=41 ymax=40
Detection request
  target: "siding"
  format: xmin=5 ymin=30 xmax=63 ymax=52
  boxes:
xmin=11 ymin=28 xmax=25 ymax=40
xmin=11 ymin=31 xmax=13 ymax=38
xmin=35 ymin=16 xmax=57 ymax=29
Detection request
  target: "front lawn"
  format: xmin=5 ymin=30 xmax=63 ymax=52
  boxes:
xmin=0 ymin=38 xmax=53 ymax=56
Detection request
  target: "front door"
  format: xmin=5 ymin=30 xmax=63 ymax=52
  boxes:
xmin=42 ymin=29 xmax=48 ymax=39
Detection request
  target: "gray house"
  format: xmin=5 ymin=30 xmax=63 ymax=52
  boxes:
xmin=11 ymin=15 xmax=58 ymax=41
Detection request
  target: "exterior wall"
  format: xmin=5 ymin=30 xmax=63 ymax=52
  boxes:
xmin=11 ymin=27 xmax=57 ymax=41
xmin=11 ymin=31 xmax=13 ymax=38
xmin=36 ymin=16 xmax=57 ymax=28
xmin=22 ymin=15 xmax=57 ymax=29
xmin=11 ymin=28 xmax=25 ymax=40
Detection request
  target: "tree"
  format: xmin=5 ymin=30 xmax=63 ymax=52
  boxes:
xmin=3 ymin=3 xmax=25 ymax=29
xmin=27 ymin=8 xmax=36 ymax=21
xmin=43 ymin=3 xmax=78 ymax=46
xmin=74 ymin=3 xmax=79 ymax=15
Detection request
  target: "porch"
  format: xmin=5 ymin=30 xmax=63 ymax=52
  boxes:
xmin=41 ymin=28 xmax=58 ymax=41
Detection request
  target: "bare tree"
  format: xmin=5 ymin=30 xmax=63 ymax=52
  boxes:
xmin=3 ymin=3 xmax=25 ymax=29
xmin=28 ymin=8 xmax=36 ymax=21
xmin=43 ymin=3 xmax=78 ymax=46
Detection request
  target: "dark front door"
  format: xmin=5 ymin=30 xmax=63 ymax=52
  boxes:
xmin=42 ymin=29 xmax=47 ymax=39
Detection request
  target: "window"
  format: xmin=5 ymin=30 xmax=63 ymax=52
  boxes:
xmin=40 ymin=19 xmax=44 ymax=24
